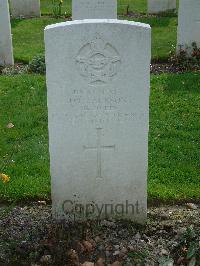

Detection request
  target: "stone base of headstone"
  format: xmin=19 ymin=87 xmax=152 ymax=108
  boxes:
xmin=10 ymin=0 xmax=41 ymax=18
xmin=148 ymin=0 xmax=176 ymax=14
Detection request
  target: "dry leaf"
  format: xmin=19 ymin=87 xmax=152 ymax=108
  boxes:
xmin=112 ymin=261 xmax=122 ymax=266
xmin=82 ymin=262 xmax=94 ymax=266
xmin=67 ymin=249 xmax=79 ymax=265
xmin=6 ymin=123 xmax=14 ymax=128
xmin=96 ymin=257 xmax=105 ymax=266
xmin=82 ymin=240 xmax=93 ymax=252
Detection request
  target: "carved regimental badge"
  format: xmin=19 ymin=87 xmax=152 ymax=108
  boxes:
xmin=76 ymin=35 xmax=121 ymax=85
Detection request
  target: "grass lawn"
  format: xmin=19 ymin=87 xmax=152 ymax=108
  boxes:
xmin=11 ymin=18 xmax=63 ymax=63
xmin=0 ymin=72 xmax=199 ymax=202
xmin=11 ymin=16 xmax=177 ymax=63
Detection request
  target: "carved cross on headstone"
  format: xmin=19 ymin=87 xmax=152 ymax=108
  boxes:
xmin=83 ymin=128 xmax=115 ymax=178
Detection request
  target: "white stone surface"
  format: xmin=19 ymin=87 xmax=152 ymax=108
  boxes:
xmin=72 ymin=0 xmax=117 ymax=20
xmin=10 ymin=0 xmax=40 ymax=18
xmin=177 ymin=0 xmax=200 ymax=54
xmin=45 ymin=19 xmax=151 ymax=223
xmin=148 ymin=0 xmax=176 ymax=14
xmin=0 ymin=0 xmax=14 ymax=66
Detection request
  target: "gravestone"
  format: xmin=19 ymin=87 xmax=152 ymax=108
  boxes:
xmin=148 ymin=0 xmax=176 ymax=14
xmin=72 ymin=0 xmax=117 ymax=20
xmin=10 ymin=0 xmax=40 ymax=18
xmin=177 ymin=0 xmax=200 ymax=55
xmin=0 ymin=0 xmax=14 ymax=66
xmin=45 ymin=19 xmax=151 ymax=224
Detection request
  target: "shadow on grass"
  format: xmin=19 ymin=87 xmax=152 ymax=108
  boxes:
xmin=11 ymin=18 xmax=26 ymax=28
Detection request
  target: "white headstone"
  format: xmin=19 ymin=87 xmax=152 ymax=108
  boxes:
xmin=148 ymin=0 xmax=176 ymax=14
xmin=10 ymin=0 xmax=40 ymax=18
xmin=177 ymin=0 xmax=200 ymax=55
xmin=72 ymin=0 xmax=117 ymax=20
xmin=0 ymin=0 xmax=14 ymax=66
xmin=45 ymin=19 xmax=151 ymax=224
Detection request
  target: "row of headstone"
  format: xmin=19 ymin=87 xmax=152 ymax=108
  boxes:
xmin=0 ymin=0 xmax=14 ymax=66
xmin=0 ymin=0 xmax=199 ymax=64
xmin=9 ymin=0 xmax=40 ymax=18
xmin=8 ymin=0 xmax=176 ymax=18
xmin=45 ymin=1 xmax=150 ymax=223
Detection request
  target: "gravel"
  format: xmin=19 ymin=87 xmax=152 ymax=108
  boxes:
xmin=0 ymin=203 xmax=199 ymax=265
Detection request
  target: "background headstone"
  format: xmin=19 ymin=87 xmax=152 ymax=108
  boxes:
xmin=10 ymin=0 xmax=40 ymax=18
xmin=45 ymin=20 xmax=151 ymax=223
xmin=148 ymin=0 xmax=176 ymax=14
xmin=72 ymin=0 xmax=117 ymax=20
xmin=0 ymin=0 xmax=14 ymax=66
xmin=177 ymin=0 xmax=200 ymax=55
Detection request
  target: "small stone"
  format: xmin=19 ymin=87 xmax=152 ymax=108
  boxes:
xmin=95 ymin=236 xmax=101 ymax=243
xmin=113 ymin=250 xmax=120 ymax=256
xmin=127 ymin=245 xmax=135 ymax=252
xmin=160 ymin=213 xmax=169 ymax=220
xmin=98 ymin=244 xmax=105 ymax=252
xmin=106 ymin=245 xmax=113 ymax=251
xmin=186 ymin=203 xmax=198 ymax=210
xmin=120 ymin=247 xmax=128 ymax=254
xmin=134 ymin=232 xmax=141 ymax=240
xmin=176 ymin=257 xmax=185 ymax=264
xmin=160 ymin=248 xmax=169 ymax=256
xmin=105 ymin=250 xmax=110 ymax=257
xmin=101 ymin=220 xmax=115 ymax=227
xmin=40 ymin=255 xmax=52 ymax=263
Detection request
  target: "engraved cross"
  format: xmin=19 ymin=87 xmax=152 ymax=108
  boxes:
xmin=83 ymin=128 xmax=115 ymax=178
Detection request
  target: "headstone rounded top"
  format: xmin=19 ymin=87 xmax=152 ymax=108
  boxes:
xmin=45 ymin=19 xmax=151 ymax=31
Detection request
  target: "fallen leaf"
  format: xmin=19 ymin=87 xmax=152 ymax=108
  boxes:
xmin=96 ymin=257 xmax=105 ymax=266
xmin=82 ymin=240 xmax=93 ymax=252
xmin=38 ymin=201 xmax=46 ymax=205
xmin=82 ymin=262 xmax=94 ymax=266
xmin=111 ymin=262 xmax=122 ymax=266
xmin=67 ymin=249 xmax=79 ymax=265
xmin=186 ymin=203 xmax=198 ymax=210
xmin=6 ymin=123 xmax=14 ymax=128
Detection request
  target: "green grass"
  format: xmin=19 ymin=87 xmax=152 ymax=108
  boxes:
xmin=11 ymin=16 xmax=177 ymax=63
xmin=149 ymin=72 xmax=200 ymax=201
xmin=0 ymin=75 xmax=50 ymax=201
xmin=11 ymin=18 xmax=63 ymax=63
xmin=0 ymin=73 xmax=199 ymax=202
